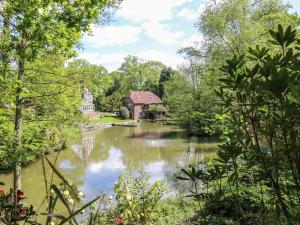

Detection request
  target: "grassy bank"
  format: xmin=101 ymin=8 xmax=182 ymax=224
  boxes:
xmin=88 ymin=112 xmax=134 ymax=124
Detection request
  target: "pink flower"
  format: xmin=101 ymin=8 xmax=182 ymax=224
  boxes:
xmin=115 ymin=217 xmax=123 ymax=225
xmin=0 ymin=189 xmax=5 ymax=195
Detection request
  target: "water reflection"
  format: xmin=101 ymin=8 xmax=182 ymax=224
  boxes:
xmin=1 ymin=122 xmax=220 ymax=205
xmin=71 ymin=132 xmax=95 ymax=165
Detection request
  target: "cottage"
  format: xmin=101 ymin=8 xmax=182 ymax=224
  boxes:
xmin=122 ymin=91 xmax=165 ymax=120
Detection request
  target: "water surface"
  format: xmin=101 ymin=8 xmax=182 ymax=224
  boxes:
xmin=1 ymin=122 xmax=219 ymax=206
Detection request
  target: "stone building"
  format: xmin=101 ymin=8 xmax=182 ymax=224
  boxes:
xmin=80 ymin=88 xmax=95 ymax=113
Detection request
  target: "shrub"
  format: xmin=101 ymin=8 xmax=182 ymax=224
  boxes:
xmin=0 ymin=184 xmax=36 ymax=224
xmin=176 ymin=25 xmax=300 ymax=225
xmin=119 ymin=107 xmax=130 ymax=119
xmin=113 ymin=171 xmax=168 ymax=225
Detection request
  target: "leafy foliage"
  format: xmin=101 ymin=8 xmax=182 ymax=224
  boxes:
xmin=0 ymin=187 xmax=36 ymax=224
xmin=177 ymin=24 xmax=300 ymax=224
xmin=100 ymin=92 xmax=123 ymax=112
xmin=158 ymin=67 xmax=175 ymax=98
xmin=0 ymin=0 xmax=121 ymax=178
xmin=164 ymin=0 xmax=299 ymax=136
xmin=147 ymin=105 xmax=165 ymax=112
xmin=119 ymin=107 xmax=130 ymax=119
xmin=113 ymin=171 xmax=168 ymax=225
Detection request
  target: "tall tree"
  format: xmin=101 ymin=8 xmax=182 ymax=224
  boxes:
xmin=158 ymin=67 xmax=175 ymax=98
xmin=67 ymin=59 xmax=111 ymax=104
xmin=118 ymin=55 xmax=166 ymax=94
xmin=0 ymin=0 xmax=121 ymax=190
xmin=167 ymin=0 xmax=299 ymax=135
xmin=197 ymin=0 xmax=299 ymax=60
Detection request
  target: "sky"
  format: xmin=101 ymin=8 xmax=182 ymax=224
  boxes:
xmin=78 ymin=0 xmax=300 ymax=72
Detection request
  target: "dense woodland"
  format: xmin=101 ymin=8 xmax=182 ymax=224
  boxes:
xmin=1 ymin=0 xmax=300 ymax=224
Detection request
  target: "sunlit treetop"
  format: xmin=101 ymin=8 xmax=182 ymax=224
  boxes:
xmin=0 ymin=0 xmax=122 ymax=61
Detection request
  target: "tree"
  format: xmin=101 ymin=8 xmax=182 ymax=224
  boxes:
xmin=176 ymin=24 xmax=300 ymax=225
xmin=216 ymin=24 xmax=300 ymax=224
xmin=169 ymin=0 xmax=299 ymax=135
xmin=106 ymin=71 xmax=124 ymax=96
xmin=0 ymin=54 xmax=83 ymax=170
xmin=118 ymin=55 xmax=166 ymax=94
xmin=0 ymin=0 xmax=121 ymax=190
xmin=158 ymin=67 xmax=175 ymax=98
xmin=100 ymin=92 xmax=123 ymax=112
xmin=67 ymin=59 xmax=111 ymax=109
xmin=163 ymin=74 xmax=193 ymax=119
xmin=197 ymin=0 xmax=299 ymax=59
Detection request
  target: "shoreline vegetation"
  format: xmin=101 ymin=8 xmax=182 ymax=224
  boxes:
xmin=0 ymin=125 xmax=81 ymax=172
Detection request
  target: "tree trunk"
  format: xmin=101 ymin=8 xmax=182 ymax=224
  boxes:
xmin=14 ymin=58 xmax=25 ymax=191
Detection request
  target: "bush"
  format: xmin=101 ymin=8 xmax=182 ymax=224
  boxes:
xmin=0 ymin=187 xmax=36 ymax=224
xmin=176 ymin=25 xmax=300 ymax=224
xmin=113 ymin=171 xmax=168 ymax=225
xmin=119 ymin=107 xmax=130 ymax=119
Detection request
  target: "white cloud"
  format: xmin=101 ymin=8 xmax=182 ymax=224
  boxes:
xmin=144 ymin=161 xmax=166 ymax=183
xmin=88 ymin=147 xmax=125 ymax=173
xmin=83 ymin=22 xmax=183 ymax=48
xmin=178 ymin=8 xmax=199 ymax=21
xmin=78 ymin=0 xmax=207 ymax=71
xmin=137 ymin=50 xmax=184 ymax=68
xmin=177 ymin=3 xmax=205 ymax=21
xmin=84 ymin=25 xmax=142 ymax=47
xmin=78 ymin=50 xmax=184 ymax=72
xmin=142 ymin=22 xmax=184 ymax=45
xmin=78 ymin=52 xmax=127 ymax=70
xmin=118 ymin=0 xmax=192 ymax=22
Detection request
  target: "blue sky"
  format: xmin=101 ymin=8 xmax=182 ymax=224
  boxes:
xmin=78 ymin=0 xmax=300 ymax=72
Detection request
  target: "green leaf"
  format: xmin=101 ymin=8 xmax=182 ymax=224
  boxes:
xmin=58 ymin=195 xmax=102 ymax=225
xmin=44 ymin=156 xmax=79 ymax=200
xmin=50 ymin=184 xmax=78 ymax=225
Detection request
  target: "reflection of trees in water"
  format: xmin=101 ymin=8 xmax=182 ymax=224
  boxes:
xmin=69 ymin=123 xmax=219 ymax=174
xmin=65 ymin=124 xmax=220 ymax=192
xmin=66 ymin=123 xmax=219 ymax=190
xmin=71 ymin=123 xmax=189 ymax=171
xmin=2 ymin=123 xmax=220 ymax=209
xmin=163 ymin=137 xmax=220 ymax=194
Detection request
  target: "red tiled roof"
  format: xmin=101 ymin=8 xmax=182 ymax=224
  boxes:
xmin=126 ymin=91 xmax=162 ymax=104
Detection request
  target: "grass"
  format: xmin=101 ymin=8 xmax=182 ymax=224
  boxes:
xmin=89 ymin=112 xmax=134 ymax=124
xmin=155 ymin=198 xmax=199 ymax=225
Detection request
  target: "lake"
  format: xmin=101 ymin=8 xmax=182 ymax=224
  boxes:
xmin=1 ymin=122 xmax=219 ymax=207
